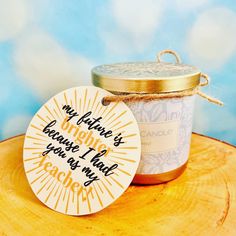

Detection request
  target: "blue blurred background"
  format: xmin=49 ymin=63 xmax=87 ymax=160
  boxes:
xmin=0 ymin=0 xmax=235 ymax=144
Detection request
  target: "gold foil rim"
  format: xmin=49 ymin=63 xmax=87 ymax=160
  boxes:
xmin=92 ymin=72 xmax=201 ymax=93
xmin=132 ymin=161 xmax=188 ymax=185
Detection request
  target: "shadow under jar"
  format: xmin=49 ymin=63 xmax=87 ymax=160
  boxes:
xmin=91 ymin=51 xmax=202 ymax=185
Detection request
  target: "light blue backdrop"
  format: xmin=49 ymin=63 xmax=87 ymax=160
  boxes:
xmin=0 ymin=0 xmax=235 ymax=144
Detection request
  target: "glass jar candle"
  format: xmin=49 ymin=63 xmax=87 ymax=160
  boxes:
xmin=91 ymin=50 xmax=203 ymax=184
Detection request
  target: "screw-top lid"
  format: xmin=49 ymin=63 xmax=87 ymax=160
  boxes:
xmin=92 ymin=50 xmax=201 ymax=93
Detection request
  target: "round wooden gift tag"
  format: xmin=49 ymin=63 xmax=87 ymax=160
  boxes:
xmin=23 ymin=86 xmax=141 ymax=215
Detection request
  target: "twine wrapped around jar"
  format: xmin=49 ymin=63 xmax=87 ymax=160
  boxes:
xmin=103 ymin=50 xmax=223 ymax=106
xmin=92 ymin=50 xmax=223 ymax=184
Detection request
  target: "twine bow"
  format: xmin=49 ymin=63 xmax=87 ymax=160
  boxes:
xmin=103 ymin=50 xmax=223 ymax=106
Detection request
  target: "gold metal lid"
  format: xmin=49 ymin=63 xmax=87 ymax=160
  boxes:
xmin=92 ymin=50 xmax=201 ymax=93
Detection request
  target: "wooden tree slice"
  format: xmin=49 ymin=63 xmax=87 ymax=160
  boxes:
xmin=0 ymin=134 xmax=236 ymax=235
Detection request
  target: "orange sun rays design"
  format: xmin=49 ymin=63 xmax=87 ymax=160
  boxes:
xmin=23 ymin=87 xmax=140 ymax=215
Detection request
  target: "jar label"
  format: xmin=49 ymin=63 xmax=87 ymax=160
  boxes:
xmin=139 ymin=121 xmax=179 ymax=153
xmin=23 ymin=86 xmax=141 ymax=215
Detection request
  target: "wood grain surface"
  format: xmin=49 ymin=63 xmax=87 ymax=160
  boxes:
xmin=0 ymin=134 xmax=236 ymax=236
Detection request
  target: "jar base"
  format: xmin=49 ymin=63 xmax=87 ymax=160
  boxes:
xmin=132 ymin=161 xmax=188 ymax=185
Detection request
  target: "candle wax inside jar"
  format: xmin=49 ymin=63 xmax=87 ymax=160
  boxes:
xmin=126 ymin=95 xmax=195 ymax=175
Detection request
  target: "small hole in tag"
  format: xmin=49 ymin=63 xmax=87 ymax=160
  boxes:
xmin=101 ymin=98 xmax=110 ymax=106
